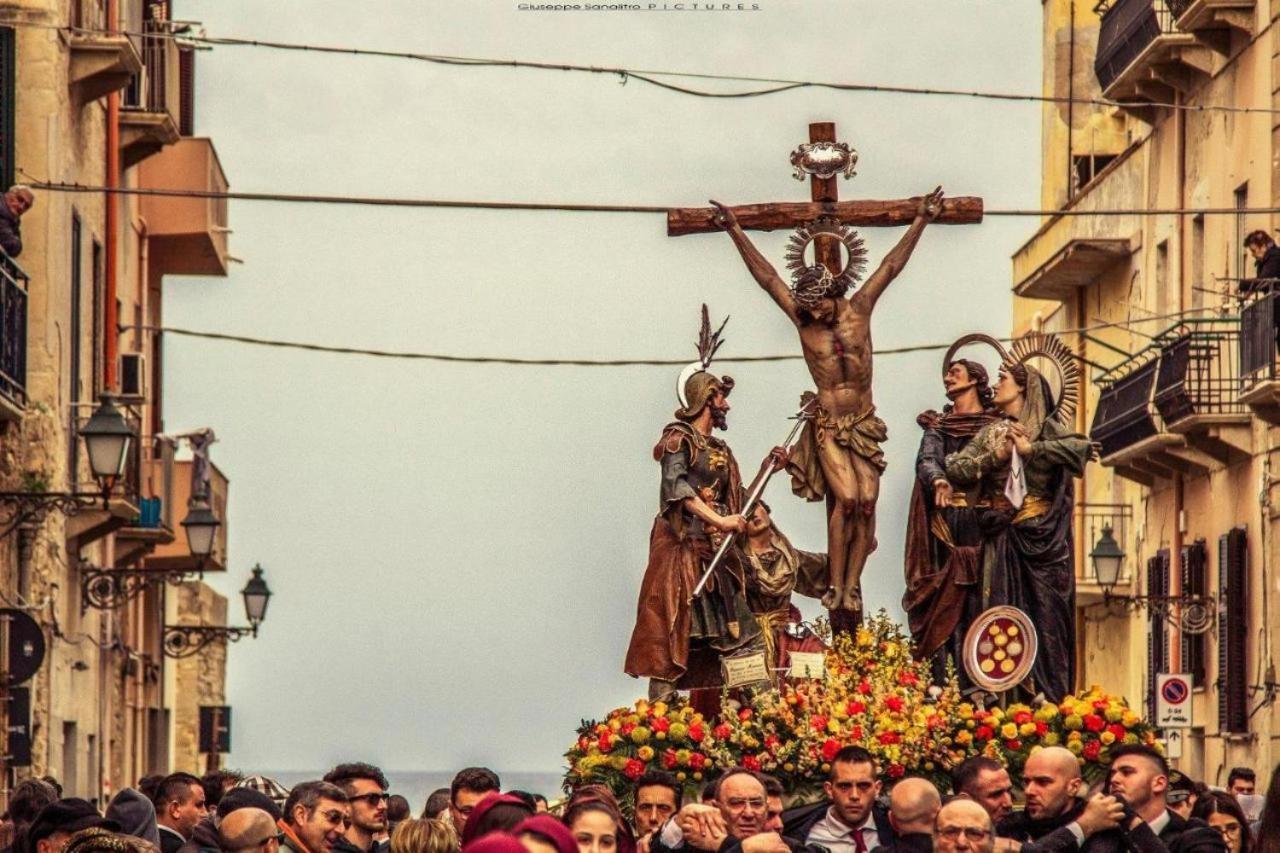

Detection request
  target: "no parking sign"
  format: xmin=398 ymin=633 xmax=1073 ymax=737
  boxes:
xmin=1156 ymin=673 xmax=1192 ymax=728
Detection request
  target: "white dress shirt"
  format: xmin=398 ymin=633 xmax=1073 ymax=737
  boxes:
xmin=806 ymin=807 xmax=877 ymax=853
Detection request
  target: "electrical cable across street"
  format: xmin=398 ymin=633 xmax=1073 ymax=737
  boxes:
xmin=9 ymin=19 xmax=1279 ymax=116
xmin=122 ymin=308 xmax=1213 ymax=367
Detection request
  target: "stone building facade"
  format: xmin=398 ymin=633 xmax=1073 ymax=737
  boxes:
xmin=1012 ymin=0 xmax=1278 ymax=781
xmin=0 ymin=0 xmax=239 ymax=803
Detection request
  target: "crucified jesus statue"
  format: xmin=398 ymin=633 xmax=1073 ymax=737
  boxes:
xmin=709 ymin=187 xmax=944 ymax=617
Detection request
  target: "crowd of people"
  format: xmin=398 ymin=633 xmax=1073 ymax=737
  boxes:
xmin=1 ymin=747 xmax=1278 ymax=853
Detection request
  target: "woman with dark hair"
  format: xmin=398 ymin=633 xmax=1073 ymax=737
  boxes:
xmin=561 ymin=789 xmax=633 ymax=853
xmin=1191 ymin=791 xmax=1250 ymax=853
xmin=1254 ymin=764 xmax=1280 ymax=853
xmin=945 ymin=361 xmax=1093 ymax=701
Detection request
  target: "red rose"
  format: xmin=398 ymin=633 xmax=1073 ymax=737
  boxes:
xmin=1005 ymin=739 xmax=1022 ymax=751
xmin=714 ymin=724 xmax=733 ymax=740
xmin=689 ymin=724 xmax=706 ymax=743
xmin=1035 ymin=722 xmax=1049 ymax=736
xmin=1084 ymin=714 xmax=1106 ymax=733
xmin=878 ymin=731 xmax=900 ymax=745
xmin=598 ymin=733 xmax=614 ymax=752
xmin=1093 ymin=700 xmax=1109 ymax=711
xmin=1107 ymin=724 xmax=1126 ymax=740
xmin=689 ymin=753 xmax=707 ymax=771
xmin=885 ymin=696 xmax=905 ymax=713
xmin=887 ymin=764 xmax=906 ymax=779
xmin=822 ymin=739 xmax=841 ymax=762
xmin=652 ymin=718 xmax=671 ymax=733
xmin=662 ymin=749 xmax=679 ymax=769
xmin=927 ymin=715 xmax=944 ymax=730
xmin=624 ymin=759 xmax=646 ymax=780
xmin=739 ymin=709 xmax=753 ymax=722
xmin=810 ymin=715 xmax=830 ymax=732
xmin=1014 ymin=712 xmax=1032 ymax=725
xmin=898 ymin=671 xmax=919 ymax=685
xmin=976 ymin=726 xmax=995 ymax=741
xmin=621 ymin=722 xmax=636 ymax=736
xmin=1083 ymin=741 xmax=1101 ymax=761
xmin=858 ymin=680 xmax=873 ymax=695
xmin=847 ymin=701 xmax=866 ymax=716
xmin=743 ymin=754 xmax=762 ymax=772
xmin=850 ymin=725 xmax=864 ymax=741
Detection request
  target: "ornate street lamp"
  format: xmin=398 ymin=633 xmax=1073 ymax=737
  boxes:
xmin=181 ymin=497 xmax=220 ymax=564
xmin=1090 ymin=524 xmax=1125 ymax=587
xmin=163 ymin=565 xmax=273 ymax=658
xmin=241 ymin=564 xmax=271 ymax=632
xmin=79 ymin=394 xmax=134 ymax=499
xmin=0 ymin=394 xmax=137 ymax=537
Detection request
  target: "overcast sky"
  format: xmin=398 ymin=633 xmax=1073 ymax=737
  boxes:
xmin=166 ymin=0 xmax=1043 ymax=777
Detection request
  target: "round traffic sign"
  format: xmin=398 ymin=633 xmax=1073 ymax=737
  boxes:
xmin=1161 ymin=677 xmax=1189 ymax=705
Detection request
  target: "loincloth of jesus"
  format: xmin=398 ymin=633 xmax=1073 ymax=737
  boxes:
xmin=786 ymin=393 xmax=888 ymax=502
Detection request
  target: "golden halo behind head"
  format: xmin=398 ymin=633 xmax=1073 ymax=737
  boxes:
xmin=1006 ymin=332 xmax=1080 ymax=425
xmin=941 ymin=333 xmax=1011 ymax=379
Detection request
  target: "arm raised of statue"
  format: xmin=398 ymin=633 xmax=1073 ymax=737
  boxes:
xmin=853 ymin=187 xmax=943 ymax=310
xmin=710 ymin=200 xmax=799 ymax=324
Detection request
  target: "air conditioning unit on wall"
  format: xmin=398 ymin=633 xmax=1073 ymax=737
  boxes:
xmin=119 ymin=352 xmax=146 ymax=403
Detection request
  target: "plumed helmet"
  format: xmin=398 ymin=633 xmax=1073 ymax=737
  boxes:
xmin=675 ymin=371 xmax=734 ymax=421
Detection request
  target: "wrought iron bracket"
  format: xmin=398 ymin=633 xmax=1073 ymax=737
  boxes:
xmin=0 ymin=490 xmax=110 ymax=540
xmin=162 ymin=624 xmax=257 ymax=658
xmin=80 ymin=564 xmax=200 ymax=612
xmin=1101 ymin=589 xmax=1218 ymax=634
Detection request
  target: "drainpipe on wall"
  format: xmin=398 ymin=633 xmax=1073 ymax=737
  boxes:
xmin=104 ymin=0 xmax=119 ymax=391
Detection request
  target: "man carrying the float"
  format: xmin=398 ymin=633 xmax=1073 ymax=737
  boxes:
xmin=903 ymin=349 xmax=1000 ymax=691
xmin=625 ymin=308 xmax=775 ymax=701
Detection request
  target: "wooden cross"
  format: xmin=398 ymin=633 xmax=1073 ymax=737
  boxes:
xmin=667 ymin=122 xmax=983 ymax=258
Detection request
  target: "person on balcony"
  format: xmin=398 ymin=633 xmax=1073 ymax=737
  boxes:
xmin=1239 ymin=230 xmax=1280 ymax=294
xmin=0 ymin=185 xmax=33 ymax=258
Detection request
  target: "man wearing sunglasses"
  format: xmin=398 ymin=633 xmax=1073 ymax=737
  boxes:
xmin=323 ymin=764 xmax=391 ymax=853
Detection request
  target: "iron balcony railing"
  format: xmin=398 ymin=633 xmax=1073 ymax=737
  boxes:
xmin=123 ymin=19 xmax=180 ymax=118
xmin=1094 ymin=0 xmax=1181 ymax=91
xmin=1240 ymin=291 xmax=1280 ymax=385
xmin=1091 ymin=318 xmax=1243 ymax=456
xmin=0 ymin=249 xmax=28 ymax=410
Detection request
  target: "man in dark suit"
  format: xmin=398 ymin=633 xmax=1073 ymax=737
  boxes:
xmin=153 ymin=773 xmax=208 ymax=853
xmin=649 ymin=767 xmax=799 ymax=853
xmin=783 ymin=747 xmax=896 ymax=853
xmin=1107 ymin=745 xmax=1227 ymax=853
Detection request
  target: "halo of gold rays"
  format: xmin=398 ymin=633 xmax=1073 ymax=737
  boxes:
xmin=1007 ymin=332 xmax=1080 ymax=425
xmin=784 ymin=217 xmax=868 ymax=296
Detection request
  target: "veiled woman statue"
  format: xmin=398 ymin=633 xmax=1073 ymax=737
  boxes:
xmin=943 ymin=358 xmax=1093 ymax=701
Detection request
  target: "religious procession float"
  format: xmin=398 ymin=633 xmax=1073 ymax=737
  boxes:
xmin=563 ymin=125 xmax=1165 ymax=810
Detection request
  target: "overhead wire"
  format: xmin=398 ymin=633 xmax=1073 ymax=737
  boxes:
xmin=7 ymin=19 xmax=1278 ymax=116
xmin=121 ymin=308 xmax=1210 ymax=367
xmin=23 ymin=179 xmax=1280 ymax=218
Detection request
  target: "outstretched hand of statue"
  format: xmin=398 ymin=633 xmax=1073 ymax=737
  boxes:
xmin=709 ymin=199 xmax=740 ymax=231
xmin=918 ymin=186 xmax=945 ymax=221
xmin=768 ymin=445 xmax=790 ymax=472
xmin=933 ymin=479 xmax=953 ymax=508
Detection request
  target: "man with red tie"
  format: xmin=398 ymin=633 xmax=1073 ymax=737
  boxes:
xmin=783 ymin=747 xmax=896 ymax=853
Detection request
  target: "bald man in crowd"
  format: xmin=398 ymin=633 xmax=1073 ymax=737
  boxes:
xmin=997 ymin=747 xmax=1130 ymax=852
xmin=935 ymin=801 xmax=994 ymax=853
xmin=218 ymin=808 xmax=281 ymax=853
xmin=872 ymin=778 xmax=939 ymax=853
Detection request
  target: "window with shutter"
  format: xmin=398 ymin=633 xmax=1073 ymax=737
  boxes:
xmin=0 ymin=27 xmax=15 ymax=191
xmin=1148 ymin=550 xmax=1170 ymax=719
xmin=1218 ymin=528 xmax=1249 ymax=733
xmin=178 ymin=47 xmax=194 ymax=137
xmin=1181 ymin=539 xmax=1208 ymax=686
